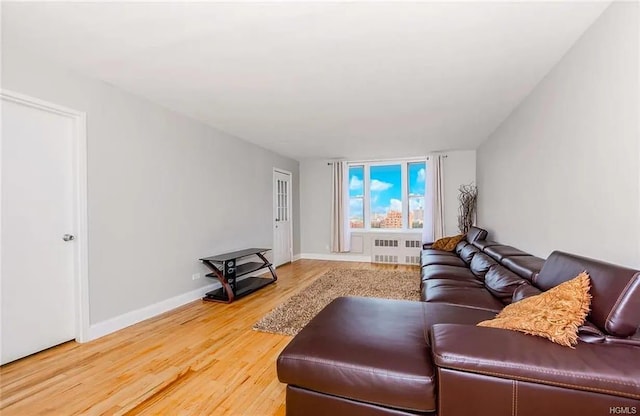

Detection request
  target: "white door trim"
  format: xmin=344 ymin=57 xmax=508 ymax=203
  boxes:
xmin=1 ymin=89 xmax=90 ymax=343
xmin=273 ymin=168 xmax=293 ymax=266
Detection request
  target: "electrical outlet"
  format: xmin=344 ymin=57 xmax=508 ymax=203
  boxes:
xmin=192 ymin=273 xmax=201 ymax=281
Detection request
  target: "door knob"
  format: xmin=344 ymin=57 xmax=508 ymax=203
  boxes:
xmin=63 ymin=234 xmax=75 ymax=242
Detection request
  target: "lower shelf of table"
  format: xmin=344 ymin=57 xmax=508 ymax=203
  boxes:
xmin=203 ymin=276 xmax=276 ymax=303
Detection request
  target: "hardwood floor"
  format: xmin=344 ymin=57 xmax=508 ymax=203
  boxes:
xmin=0 ymin=260 xmax=418 ymax=416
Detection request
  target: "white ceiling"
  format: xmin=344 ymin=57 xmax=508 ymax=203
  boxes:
xmin=2 ymin=1 xmax=609 ymax=160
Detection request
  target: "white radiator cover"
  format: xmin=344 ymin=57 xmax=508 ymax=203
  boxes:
xmin=371 ymin=235 xmax=422 ymax=265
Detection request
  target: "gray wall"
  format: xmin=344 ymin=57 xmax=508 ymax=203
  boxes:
xmin=442 ymin=151 xmax=476 ymax=236
xmin=1 ymin=48 xmax=300 ymax=324
xmin=300 ymin=150 xmax=476 ymax=256
xmin=476 ymin=2 xmax=639 ymax=267
xmin=300 ymin=159 xmax=333 ymax=255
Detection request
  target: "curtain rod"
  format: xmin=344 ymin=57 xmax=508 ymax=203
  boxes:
xmin=327 ymin=154 xmax=447 ymax=165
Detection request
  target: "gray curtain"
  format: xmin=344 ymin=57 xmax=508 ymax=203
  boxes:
xmin=330 ymin=161 xmax=351 ymax=252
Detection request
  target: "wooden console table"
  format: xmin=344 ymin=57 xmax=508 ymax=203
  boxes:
xmin=199 ymin=248 xmax=277 ymax=303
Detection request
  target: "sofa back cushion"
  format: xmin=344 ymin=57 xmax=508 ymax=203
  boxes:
xmin=459 ymin=244 xmax=480 ymax=265
xmin=471 ymin=240 xmax=501 ymax=251
xmin=512 ymin=283 xmax=543 ymax=303
xmin=502 ymin=255 xmax=546 ymax=282
xmin=470 ymin=253 xmax=497 ymax=281
xmin=465 ymin=226 xmax=488 ymax=243
xmin=484 ymin=265 xmax=528 ymax=304
xmin=455 ymin=240 xmax=469 ymax=256
xmin=536 ymin=251 xmax=640 ymax=337
xmin=483 ymin=245 xmax=530 ymax=262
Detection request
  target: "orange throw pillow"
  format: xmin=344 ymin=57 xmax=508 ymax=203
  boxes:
xmin=478 ymin=272 xmax=592 ymax=347
xmin=432 ymin=234 xmax=464 ymax=251
xmin=442 ymin=234 xmax=465 ymax=251
xmin=431 ymin=237 xmax=451 ymax=250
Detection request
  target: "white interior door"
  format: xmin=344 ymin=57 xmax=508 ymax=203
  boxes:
xmin=1 ymin=94 xmax=78 ymax=364
xmin=273 ymin=170 xmax=292 ymax=267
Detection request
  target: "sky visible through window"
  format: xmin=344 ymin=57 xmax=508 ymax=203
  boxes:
xmin=408 ymin=162 xmax=426 ymax=197
xmin=349 ymin=166 xmax=364 ymax=228
xmin=348 ymin=162 xmax=425 ymax=229
xmin=369 ymin=164 xmax=401 ymax=214
xmin=408 ymin=162 xmax=426 ymax=229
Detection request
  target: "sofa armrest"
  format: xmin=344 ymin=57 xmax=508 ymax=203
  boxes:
xmin=430 ymin=324 xmax=640 ymax=400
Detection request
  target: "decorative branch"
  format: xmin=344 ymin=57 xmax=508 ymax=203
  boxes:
xmin=457 ymin=183 xmax=478 ymax=234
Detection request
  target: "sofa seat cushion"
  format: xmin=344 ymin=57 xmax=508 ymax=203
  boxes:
xmin=431 ymin=324 xmax=640 ymax=401
xmin=421 ymin=265 xmax=478 ymax=282
xmin=277 ymin=297 xmax=436 ymax=413
xmin=421 ymin=303 xmax=497 ymax=345
xmin=421 ymin=254 xmax=466 ymax=267
xmin=421 ymin=285 xmax=504 ymax=312
xmin=502 ymin=255 xmax=546 ymax=282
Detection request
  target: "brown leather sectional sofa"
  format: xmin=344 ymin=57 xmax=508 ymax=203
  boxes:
xmin=277 ymin=227 xmax=640 ymax=416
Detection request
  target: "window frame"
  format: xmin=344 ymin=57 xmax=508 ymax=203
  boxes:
xmin=407 ymin=161 xmax=426 ymax=230
xmin=347 ymin=158 xmax=426 ymax=233
xmin=348 ymin=164 xmax=365 ymax=229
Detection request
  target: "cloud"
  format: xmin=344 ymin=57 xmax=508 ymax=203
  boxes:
xmin=349 ymin=198 xmax=363 ymax=211
xmin=390 ymin=198 xmax=402 ymax=212
xmin=370 ymin=179 xmax=393 ymax=192
xmin=416 ymin=168 xmax=425 ymax=183
xmin=409 ymin=197 xmax=424 ymax=210
xmin=349 ymin=175 xmax=363 ymax=191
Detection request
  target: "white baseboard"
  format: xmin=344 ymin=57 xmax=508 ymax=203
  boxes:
xmin=86 ymin=282 xmax=220 ymax=342
xmin=299 ymin=253 xmax=371 ymax=262
xmin=85 ymin=253 xmax=363 ymax=342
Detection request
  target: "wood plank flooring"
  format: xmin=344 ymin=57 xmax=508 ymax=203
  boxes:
xmin=0 ymin=260 xmax=418 ymax=416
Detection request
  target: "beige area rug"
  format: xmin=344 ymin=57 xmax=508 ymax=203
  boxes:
xmin=253 ymin=268 xmax=421 ymax=336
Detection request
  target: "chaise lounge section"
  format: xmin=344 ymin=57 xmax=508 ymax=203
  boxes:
xmin=277 ymin=227 xmax=640 ymax=416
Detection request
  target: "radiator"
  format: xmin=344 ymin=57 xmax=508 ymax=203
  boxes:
xmin=371 ymin=236 xmax=422 ymax=265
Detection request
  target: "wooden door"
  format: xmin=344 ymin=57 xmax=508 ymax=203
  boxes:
xmin=273 ymin=170 xmax=292 ymax=267
xmin=1 ymin=94 xmax=78 ymax=364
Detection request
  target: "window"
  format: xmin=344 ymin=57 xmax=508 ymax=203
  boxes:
xmin=348 ymin=159 xmax=426 ymax=231
xmin=370 ymin=164 xmax=402 ymax=229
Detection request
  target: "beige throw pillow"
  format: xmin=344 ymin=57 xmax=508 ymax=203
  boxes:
xmin=478 ymin=272 xmax=592 ymax=347
xmin=432 ymin=235 xmax=464 ymax=252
